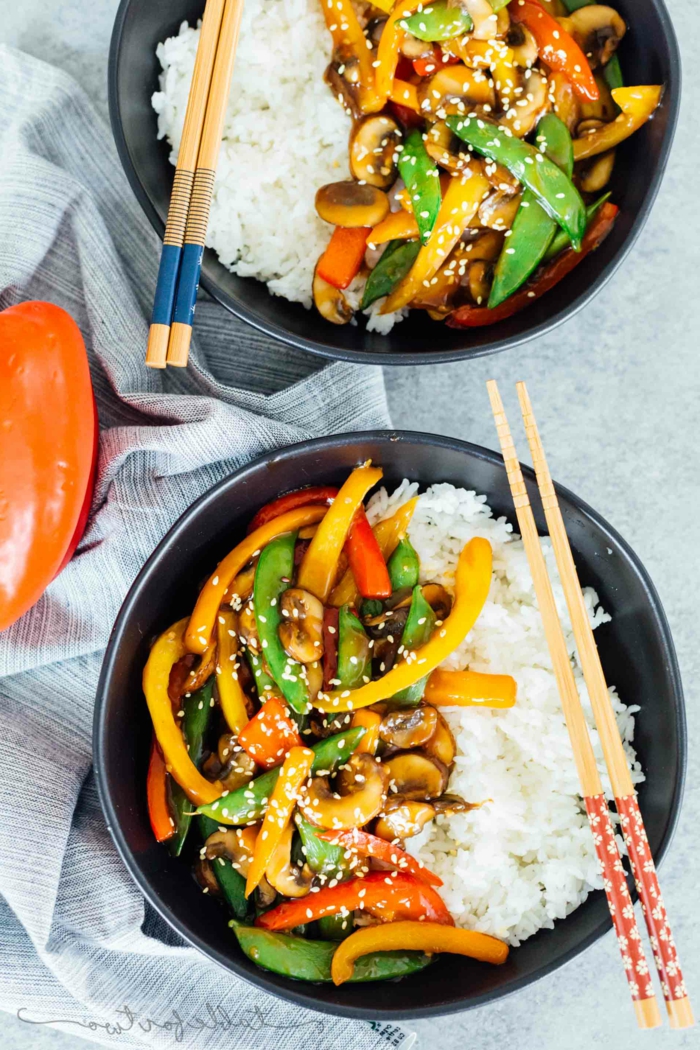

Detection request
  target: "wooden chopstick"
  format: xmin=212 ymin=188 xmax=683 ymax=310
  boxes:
xmin=516 ymin=381 xmax=694 ymax=1030
xmin=145 ymin=0 xmax=226 ymax=369
xmin=166 ymin=0 xmax=245 ymax=367
xmin=487 ymin=380 xmax=662 ymax=1031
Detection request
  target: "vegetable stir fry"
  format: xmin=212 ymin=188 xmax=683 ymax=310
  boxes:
xmin=311 ymin=0 xmax=663 ymax=328
xmin=143 ymin=465 xmax=517 ymax=983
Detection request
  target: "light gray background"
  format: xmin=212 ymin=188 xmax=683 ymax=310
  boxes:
xmin=1 ymin=1 xmax=698 ymax=1048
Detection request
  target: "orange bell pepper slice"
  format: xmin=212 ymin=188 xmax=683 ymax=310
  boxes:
xmin=368 ymin=209 xmax=420 ymax=247
xmin=374 ymin=0 xmax=423 ymax=103
xmin=350 ymin=709 xmax=382 ymax=754
xmin=382 ymin=170 xmax=490 ymax=313
xmin=512 ymin=0 xmax=599 ymax=103
xmin=425 ymin=668 xmax=517 ymax=708
xmin=316 ymin=536 xmax=493 ymax=712
xmin=297 ymin=465 xmax=383 ymax=602
xmin=330 ymin=920 xmax=509 ymax=985
xmin=329 ymin=497 xmax=418 ymax=607
xmin=318 ymin=828 xmax=442 ymax=886
xmin=389 ymin=79 xmax=419 ymax=111
xmin=186 ymin=504 xmax=327 ymax=654
xmin=146 ymin=737 xmax=175 ymax=842
xmin=143 ymin=618 xmax=223 ymax=806
xmin=573 ymin=86 xmax=663 ymax=161
xmin=238 ymin=697 xmax=302 ymax=769
xmin=245 ymin=745 xmax=314 ymax=896
xmin=256 ymin=871 xmax=453 ymax=930
xmin=317 ymin=227 xmax=371 ymax=290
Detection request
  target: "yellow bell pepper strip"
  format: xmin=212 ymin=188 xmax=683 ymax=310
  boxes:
xmin=573 ymin=86 xmax=663 ymax=161
xmin=375 ymin=0 xmax=423 ymax=104
xmin=143 ymin=618 xmax=223 ymax=806
xmin=351 ymin=710 xmax=382 ymax=754
xmin=424 ymin=668 xmax=517 ymax=707
xmin=297 ymin=464 xmax=383 ymax=602
xmin=389 ymin=79 xmax=420 ymax=112
xmin=316 ymin=536 xmax=493 ymax=712
xmin=216 ymin=609 xmax=249 ymax=733
xmin=186 ymin=505 xmax=327 ymax=654
xmin=368 ymin=209 xmax=420 ymax=247
xmin=245 ymin=745 xmax=315 ymax=897
xmin=329 ymin=497 xmax=418 ymax=608
xmin=320 ymin=0 xmax=384 ymax=113
xmin=382 ymin=171 xmax=491 ymax=313
xmin=330 ymin=920 xmax=509 ymax=985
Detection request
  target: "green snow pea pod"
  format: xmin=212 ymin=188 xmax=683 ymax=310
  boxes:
xmin=230 ymin=921 xmax=433 ymax=983
xmin=196 ymin=727 xmax=366 ymax=824
xmin=400 ymin=0 xmax=472 ymax=42
xmin=389 ymin=586 xmax=436 ymax=707
xmin=167 ymin=677 xmax=215 ymax=857
xmin=445 ymin=115 xmax=586 ymax=249
xmin=488 ymin=114 xmax=574 ymax=309
xmin=397 ymin=129 xmax=442 ymax=245
xmin=543 ymin=192 xmax=611 ymax=262
xmin=296 ymin=815 xmax=350 ymax=879
xmin=337 ymin=606 xmax=372 ymax=689
xmin=361 ymin=239 xmax=421 ymax=309
xmin=387 ymin=536 xmax=420 ymax=591
xmin=253 ymin=533 xmax=309 ymax=714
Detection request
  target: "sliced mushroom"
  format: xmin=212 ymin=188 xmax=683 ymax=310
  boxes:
xmin=464 ymin=0 xmax=501 ymax=40
xmin=350 ymin=115 xmax=402 ymax=190
xmin=183 ymin=642 xmax=217 ymax=693
xmin=432 ymin=793 xmax=486 ymax=816
xmin=265 ymin=825 xmax=313 ymax=898
xmin=422 ymin=583 xmax=453 ymax=621
xmin=224 ymin=561 xmax=257 ymax=607
xmin=374 ymin=798 xmax=436 ymax=840
xmin=549 ymin=70 xmax=580 ymax=134
xmin=506 ymin=23 xmax=538 ymax=68
xmin=304 ymin=659 xmax=324 ymax=704
xmin=399 ymin=31 xmax=433 ymax=61
xmin=576 ymin=117 xmax=606 ymax=138
xmin=410 ymin=242 xmax=473 ymax=315
xmin=485 ymin=161 xmax=521 ymax=197
xmin=202 ymin=735 xmax=257 ymax=791
xmin=383 ymin=750 xmax=449 ymax=799
xmin=315 ymin=181 xmax=389 ymax=228
xmin=256 ymin=876 xmax=277 ymax=908
xmin=299 ymin=753 xmax=388 ymax=830
xmin=478 ymin=189 xmax=522 ymax=231
xmin=195 ymin=858 xmax=220 ymax=895
xmin=500 ymin=68 xmax=550 ymax=138
xmin=467 ymin=259 xmax=493 ymax=306
xmin=204 ymin=825 xmax=258 ymax=877
xmin=559 ymin=5 xmax=626 ymax=68
xmin=279 ymin=587 xmax=325 ymax=664
xmin=417 ymin=65 xmax=495 ymax=120
xmin=578 ymin=149 xmax=616 ymax=193
xmin=325 ymin=48 xmax=363 ymax=120
xmin=380 ymin=705 xmax=439 ymax=750
xmin=424 ymin=711 xmax=456 ymax=766
xmin=312 ymin=269 xmax=353 ymax=326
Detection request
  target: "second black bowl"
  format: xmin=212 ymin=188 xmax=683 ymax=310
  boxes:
xmin=109 ymin=0 xmax=680 ymax=364
xmin=94 ymin=431 xmax=686 ymax=1018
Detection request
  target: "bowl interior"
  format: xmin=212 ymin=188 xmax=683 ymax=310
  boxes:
xmin=109 ymin=0 xmax=680 ymax=364
xmin=95 ymin=433 xmax=685 ymax=1018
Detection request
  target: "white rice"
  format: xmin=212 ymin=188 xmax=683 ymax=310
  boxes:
xmin=366 ymin=481 xmax=644 ymax=947
xmin=152 ymin=1 xmax=404 ymax=331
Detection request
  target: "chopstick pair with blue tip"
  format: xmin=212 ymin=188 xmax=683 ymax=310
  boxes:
xmin=146 ymin=0 xmax=225 ymax=368
xmin=166 ymin=0 xmax=244 ymax=367
xmin=145 ymin=0 xmax=244 ymax=369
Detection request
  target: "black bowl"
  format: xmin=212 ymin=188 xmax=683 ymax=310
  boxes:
xmin=109 ymin=0 xmax=680 ymax=365
xmin=94 ymin=431 xmax=686 ymax=1018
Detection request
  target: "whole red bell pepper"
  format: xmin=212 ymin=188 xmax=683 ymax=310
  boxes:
xmin=318 ymin=829 xmax=443 ymax=887
xmin=255 ymin=870 xmax=454 ymax=930
xmin=448 ymin=202 xmax=619 ymax=328
xmin=247 ymin=486 xmax=338 ymax=533
xmin=512 ymin=0 xmax=599 ymax=103
xmin=0 ymin=301 xmax=97 ymax=631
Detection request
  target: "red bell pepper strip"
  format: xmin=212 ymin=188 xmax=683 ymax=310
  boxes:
xmin=238 ymin=696 xmax=303 ymax=769
xmin=147 ymin=737 xmax=175 ymax=842
xmin=345 ymin=512 xmax=392 ymax=600
xmin=256 ymin=871 xmax=454 ymax=930
xmin=318 ymin=829 xmax=443 ymax=887
xmin=512 ymin=0 xmax=599 ymax=103
xmin=322 ymin=606 xmax=340 ymax=690
xmin=448 ymin=202 xmax=618 ymax=328
xmin=316 ymin=227 xmax=371 ymax=290
xmin=413 ymin=46 xmax=460 ymax=78
xmin=388 ymin=100 xmax=424 ymax=130
xmin=248 ymin=486 xmax=338 ymax=533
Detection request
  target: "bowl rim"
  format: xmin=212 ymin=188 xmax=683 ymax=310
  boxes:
xmin=93 ymin=429 xmax=687 ymax=1019
xmin=107 ymin=0 xmax=681 ymax=366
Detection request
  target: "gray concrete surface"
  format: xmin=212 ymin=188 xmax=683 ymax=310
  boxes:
xmin=2 ymin=1 xmax=699 ymax=1048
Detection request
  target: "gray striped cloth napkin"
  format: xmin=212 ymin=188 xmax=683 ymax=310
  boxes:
xmin=0 ymin=45 xmax=415 ymax=1050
